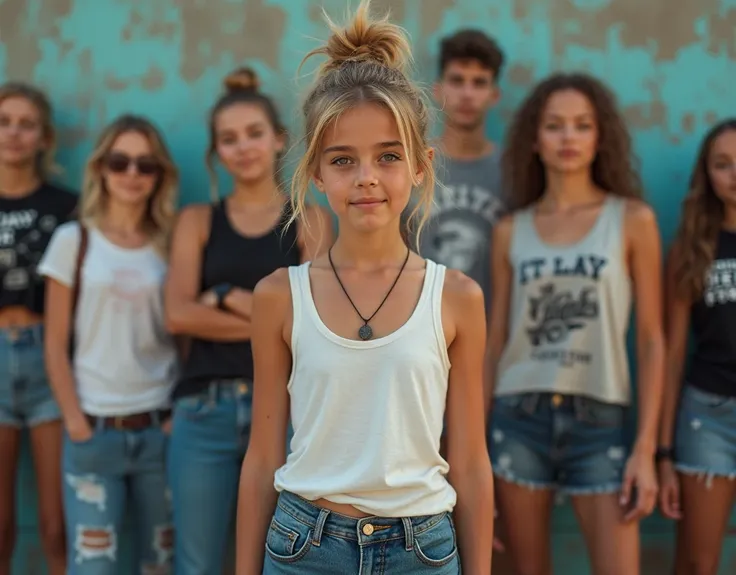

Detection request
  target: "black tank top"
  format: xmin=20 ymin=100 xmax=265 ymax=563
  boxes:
xmin=687 ymin=229 xmax=736 ymax=397
xmin=173 ymin=199 xmax=301 ymax=399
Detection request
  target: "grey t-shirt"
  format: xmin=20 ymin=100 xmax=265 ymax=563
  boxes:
xmin=418 ymin=150 xmax=505 ymax=304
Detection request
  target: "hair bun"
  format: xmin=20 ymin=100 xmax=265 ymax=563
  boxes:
xmin=317 ymin=0 xmax=412 ymax=73
xmin=223 ymin=67 xmax=260 ymax=93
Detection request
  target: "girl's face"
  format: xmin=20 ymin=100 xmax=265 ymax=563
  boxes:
xmin=708 ymin=129 xmax=736 ymax=206
xmin=215 ymin=103 xmax=284 ymax=185
xmin=101 ymin=131 xmax=161 ymax=207
xmin=314 ymin=102 xmax=420 ymax=235
xmin=0 ymin=96 xmax=48 ymax=169
xmin=536 ymin=89 xmax=599 ymax=175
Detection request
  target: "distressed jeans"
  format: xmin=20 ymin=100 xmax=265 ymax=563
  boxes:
xmin=62 ymin=422 xmax=173 ymax=574
xmin=167 ymin=380 xmax=252 ymax=575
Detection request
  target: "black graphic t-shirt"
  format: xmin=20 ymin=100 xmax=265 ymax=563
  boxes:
xmin=0 ymin=182 xmax=78 ymax=314
xmin=688 ymin=230 xmax=736 ymax=397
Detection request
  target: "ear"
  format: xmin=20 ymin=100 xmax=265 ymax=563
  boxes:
xmin=275 ymin=132 xmax=287 ymax=154
xmin=432 ymin=82 xmax=443 ymax=105
xmin=312 ymin=172 xmax=325 ymax=195
xmin=414 ymin=147 xmax=434 ymax=185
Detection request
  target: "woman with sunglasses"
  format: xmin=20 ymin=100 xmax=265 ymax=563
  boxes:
xmin=39 ymin=115 xmax=179 ymax=575
xmin=164 ymin=68 xmax=333 ymax=574
xmin=0 ymin=82 xmax=77 ymax=575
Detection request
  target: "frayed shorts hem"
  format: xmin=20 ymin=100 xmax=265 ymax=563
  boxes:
xmin=493 ymin=469 xmax=621 ymax=496
xmin=675 ymin=463 xmax=736 ymax=482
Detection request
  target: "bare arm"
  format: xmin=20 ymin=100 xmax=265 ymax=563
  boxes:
xmin=236 ymin=269 xmax=292 ymax=575
xmin=484 ymin=216 xmax=514 ymax=419
xmin=621 ymin=201 xmax=666 ymax=520
xmin=298 ymin=204 xmax=334 ymax=263
xmin=628 ymin=202 xmax=666 ymax=454
xmin=444 ymin=270 xmax=494 ymax=575
xmin=659 ymin=247 xmax=690 ymax=449
xmin=44 ymin=278 xmax=89 ymax=438
xmin=164 ymin=205 xmax=251 ymax=341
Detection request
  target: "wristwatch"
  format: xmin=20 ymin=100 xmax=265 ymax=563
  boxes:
xmin=212 ymin=283 xmax=233 ymax=309
xmin=655 ymin=446 xmax=674 ymax=462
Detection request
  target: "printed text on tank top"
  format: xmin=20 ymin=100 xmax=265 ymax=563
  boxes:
xmin=496 ymin=196 xmax=632 ymax=404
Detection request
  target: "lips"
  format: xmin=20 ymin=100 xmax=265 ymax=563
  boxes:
xmin=558 ymin=149 xmax=580 ymax=158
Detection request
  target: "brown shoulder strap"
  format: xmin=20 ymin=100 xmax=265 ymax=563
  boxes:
xmin=68 ymin=225 xmax=88 ymax=358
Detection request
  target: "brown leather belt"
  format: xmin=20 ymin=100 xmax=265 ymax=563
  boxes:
xmin=86 ymin=409 xmax=171 ymax=431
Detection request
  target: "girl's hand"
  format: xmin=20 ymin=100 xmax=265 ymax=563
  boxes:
xmin=620 ymin=447 xmax=659 ymax=522
xmin=657 ymin=459 xmax=682 ymax=520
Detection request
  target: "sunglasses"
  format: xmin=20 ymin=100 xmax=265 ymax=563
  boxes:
xmin=104 ymin=152 xmax=161 ymax=176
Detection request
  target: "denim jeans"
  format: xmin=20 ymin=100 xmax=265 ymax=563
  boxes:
xmin=62 ymin=420 xmax=172 ymax=574
xmin=675 ymin=384 xmax=736 ymax=480
xmin=0 ymin=324 xmax=60 ymax=427
xmin=489 ymin=392 xmax=629 ymax=494
xmin=263 ymin=491 xmax=460 ymax=574
xmin=167 ymin=379 xmax=251 ymax=575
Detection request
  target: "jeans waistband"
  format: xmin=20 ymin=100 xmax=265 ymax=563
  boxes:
xmin=276 ymin=491 xmax=448 ymax=546
xmin=0 ymin=323 xmax=44 ymax=345
xmin=188 ymin=379 xmax=251 ymax=402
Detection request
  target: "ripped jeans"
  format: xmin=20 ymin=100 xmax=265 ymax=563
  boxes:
xmin=62 ymin=421 xmax=173 ymax=574
xmin=488 ymin=392 xmax=629 ymax=495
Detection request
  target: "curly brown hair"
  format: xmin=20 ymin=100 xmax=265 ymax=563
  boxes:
xmin=671 ymin=118 xmax=736 ymax=300
xmin=502 ymin=72 xmax=642 ymax=211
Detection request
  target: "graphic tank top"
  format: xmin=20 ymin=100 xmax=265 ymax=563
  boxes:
xmin=495 ymin=196 xmax=633 ymax=405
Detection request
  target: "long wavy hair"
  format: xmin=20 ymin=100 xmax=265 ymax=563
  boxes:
xmin=502 ymin=72 xmax=642 ymax=211
xmin=80 ymin=115 xmax=179 ymax=257
xmin=671 ymin=118 xmax=736 ymax=300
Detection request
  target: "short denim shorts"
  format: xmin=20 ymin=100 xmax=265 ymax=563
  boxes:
xmin=0 ymin=324 xmax=60 ymax=428
xmin=263 ymin=491 xmax=460 ymax=574
xmin=489 ymin=392 xmax=629 ymax=495
xmin=675 ymin=384 xmax=736 ymax=481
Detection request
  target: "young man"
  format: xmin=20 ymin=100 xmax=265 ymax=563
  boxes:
xmin=420 ymin=29 xmax=505 ymax=306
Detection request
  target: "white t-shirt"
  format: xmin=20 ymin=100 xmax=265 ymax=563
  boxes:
xmin=38 ymin=222 xmax=178 ymax=416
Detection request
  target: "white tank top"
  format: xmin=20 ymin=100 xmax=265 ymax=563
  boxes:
xmin=273 ymin=259 xmax=457 ymax=517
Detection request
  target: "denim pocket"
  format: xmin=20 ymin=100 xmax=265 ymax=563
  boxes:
xmin=573 ymin=397 xmax=625 ymax=428
xmin=413 ymin=513 xmax=458 ymax=567
xmin=264 ymin=511 xmax=313 ymax=563
xmin=174 ymin=394 xmax=215 ymax=421
xmin=684 ymin=386 xmax=732 ymax=410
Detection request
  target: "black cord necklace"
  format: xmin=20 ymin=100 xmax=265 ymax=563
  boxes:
xmin=328 ymin=247 xmax=411 ymax=341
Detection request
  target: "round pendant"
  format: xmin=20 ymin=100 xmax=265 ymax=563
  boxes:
xmin=358 ymin=324 xmax=373 ymax=341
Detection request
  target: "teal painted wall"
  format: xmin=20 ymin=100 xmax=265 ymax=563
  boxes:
xmin=1 ymin=0 xmax=735 ymax=573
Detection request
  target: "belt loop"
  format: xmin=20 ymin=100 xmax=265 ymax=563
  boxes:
xmin=151 ymin=411 xmax=160 ymax=426
xmin=401 ymin=517 xmax=414 ymax=551
xmin=95 ymin=416 xmax=105 ymax=432
xmin=208 ymin=381 xmax=217 ymax=405
xmin=521 ymin=393 xmax=540 ymax=414
xmin=312 ymin=509 xmax=330 ymax=547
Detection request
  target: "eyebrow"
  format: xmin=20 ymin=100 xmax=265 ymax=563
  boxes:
xmin=323 ymin=140 xmax=403 ymax=155
xmin=544 ymin=113 xmax=595 ymax=120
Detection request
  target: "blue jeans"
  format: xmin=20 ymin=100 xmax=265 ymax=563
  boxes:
xmin=167 ymin=379 xmax=251 ymax=575
xmin=489 ymin=392 xmax=628 ymax=494
xmin=675 ymin=385 xmax=736 ymax=479
xmin=62 ymin=420 xmax=172 ymax=574
xmin=0 ymin=324 xmax=60 ymax=427
xmin=263 ymin=491 xmax=460 ymax=574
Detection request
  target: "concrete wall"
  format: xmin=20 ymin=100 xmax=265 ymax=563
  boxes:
xmin=1 ymin=0 xmax=735 ymax=572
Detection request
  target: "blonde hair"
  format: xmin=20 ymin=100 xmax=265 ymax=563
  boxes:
xmin=80 ymin=115 xmax=179 ymax=257
xmin=206 ymin=67 xmax=287 ymax=202
xmin=0 ymin=82 xmax=59 ymax=178
xmin=289 ymin=0 xmax=435 ymax=246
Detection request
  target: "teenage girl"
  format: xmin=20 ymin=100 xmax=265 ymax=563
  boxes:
xmin=658 ymin=118 xmax=736 ymax=575
xmin=235 ymin=1 xmax=494 ymax=573
xmin=486 ymin=73 xmax=664 ymax=575
xmin=0 ymin=82 xmax=77 ymax=575
xmin=164 ymin=68 xmax=333 ymax=574
xmin=40 ymin=115 xmax=179 ymax=574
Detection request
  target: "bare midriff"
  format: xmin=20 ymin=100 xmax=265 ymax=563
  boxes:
xmin=0 ymin=306 xmax=43 ymax=329
xmin=312 ymin=498 xmax=372 ymax=518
